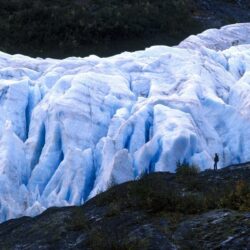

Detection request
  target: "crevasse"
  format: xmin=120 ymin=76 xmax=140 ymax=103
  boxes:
xmin=0 ymin=23 xmax=250 ymax=221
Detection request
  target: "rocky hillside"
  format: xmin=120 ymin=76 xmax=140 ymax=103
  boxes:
xmin=0 ymin=164 xmax=249 ymax=249
xmin=0 ymin=0 xmax=249 ymax=58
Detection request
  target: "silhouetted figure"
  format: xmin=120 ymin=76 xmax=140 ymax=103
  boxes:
xmin=232 ymin=40 xmax=239 ymax=46
xmin=214 ymin=153 xmax=219 ymax=171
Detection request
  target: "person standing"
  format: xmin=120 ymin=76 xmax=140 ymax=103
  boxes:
xmin=214 ymin=153 xmax=219 ymax=171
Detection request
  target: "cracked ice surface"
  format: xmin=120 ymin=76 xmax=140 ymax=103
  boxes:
xmin=0 ymin=23 xmax=250 ymax=221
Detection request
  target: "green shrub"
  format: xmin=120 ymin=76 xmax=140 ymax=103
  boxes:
xmin=66 ymin=208 xmax=89 ymax=231
xmin=176 ymin=161 xmax=200 ymax=177
xmin=220 ymin=180 xmax=250 ymax=211
xmin=132 ymin=176 xmax=205 ymax=214
xmin=105 ymin=202 xmax=121 ymax=217
xmin=179 ymin=194 xmax=206 ymax=214
xmin=87 ymin=227 xmax=148 ymax=250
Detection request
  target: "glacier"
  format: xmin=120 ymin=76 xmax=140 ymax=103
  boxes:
xmin=0 ymin=23 xmax=250 ymax=221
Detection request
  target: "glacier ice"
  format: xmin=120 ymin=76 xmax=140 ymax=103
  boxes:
xmin=0 ymin=23 xmax=250 ymax=221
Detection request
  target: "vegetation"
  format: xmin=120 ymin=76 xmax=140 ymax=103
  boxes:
xmin=176 ymin=160 xmax=200 ymax=177
xmin=221 ymin=180 xmax=250 ymax=211
xmin=0 ymin=165 xmax=249 ymax=249
xmin=0 ymin=0 xmax=249 ymax=57
xmin=96 ymin=165 xmax=250 ymax=216
xmin=0 ymin=0 xmax=199 ymax=57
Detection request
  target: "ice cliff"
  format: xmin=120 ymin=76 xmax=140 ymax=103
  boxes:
xmin=0 ymin=23 xmax=250 ymax=221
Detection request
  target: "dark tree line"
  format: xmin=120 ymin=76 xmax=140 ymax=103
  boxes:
xmin=0 ymin=0 xmax=198 ymax=57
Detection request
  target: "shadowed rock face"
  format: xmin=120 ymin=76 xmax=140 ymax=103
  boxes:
xmin=0 ymin=165 xmax=249 ymax=249
xmin=0 ymin=23 xmax=250 ymax=221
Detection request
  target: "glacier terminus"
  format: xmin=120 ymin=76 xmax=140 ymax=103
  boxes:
xmin=0 ymin=23 xmax=250 ymax=221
